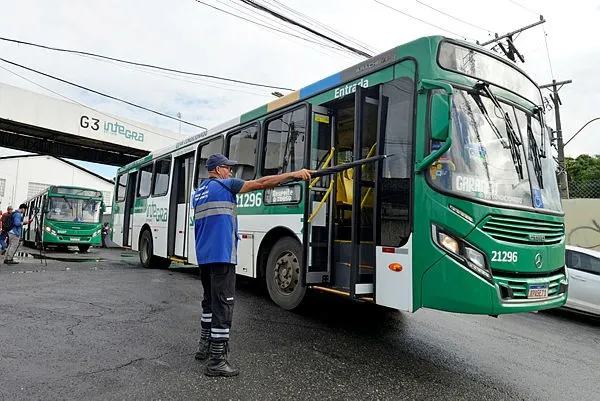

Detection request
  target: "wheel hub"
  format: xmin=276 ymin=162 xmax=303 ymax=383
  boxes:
xmin=274 ymin=252 xmax=299 ymax=293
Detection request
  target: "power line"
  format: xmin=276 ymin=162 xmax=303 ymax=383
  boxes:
xmin=193 ymin=0 xmax=356 ymax=56
xmin=508 ymin=0 xmax=540 ymax=16
xmin=373 ymin=0 xmax=473 ymax=40
xmin=542 ymin=25 xmax=554 ymax=79
xmin=0 ymin=36 xmax=294 ymax=91
xmin=0 ymin=56 xmax=207 ymax=130
xmin=211 ymin=0 xmax=359 ymax=62
xmin=415 ymin=0 xmax=493 ymax=34
xmin=237 ymin=0 xmax=373 ymax=58
xmin=261 ymin=0 xmax=378 ymax=55
xmin=0 ymin=64 xmax=184 ymax=140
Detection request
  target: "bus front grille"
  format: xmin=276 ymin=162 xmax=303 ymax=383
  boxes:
xmin=493 ymin=267 xmax=566 ymax=300
xmin=481 ymin=215 xmax=564 ymax=245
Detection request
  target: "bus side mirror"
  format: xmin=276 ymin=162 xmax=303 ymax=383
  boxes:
xmin=43 ymin=199 xmax=49 ymax=213
xmin=416 ymin=79 xmax=453 ymax=172
xmin=430 ymin=92 xmax=451 ymax=141
xmin=101 ymin=202 xmax=106 ymax=213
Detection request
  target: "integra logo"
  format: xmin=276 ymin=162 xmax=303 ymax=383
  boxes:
xmin=528 ymin=233 xmax=546 ymax=242
xmin=334 ymin=78 xmax=369 ymax=99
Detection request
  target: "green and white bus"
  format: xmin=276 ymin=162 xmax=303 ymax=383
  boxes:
xmin=23 ymin=185 xmax=106 ymax=252
xmin=112 ymin=36 xmax=568 ymax=315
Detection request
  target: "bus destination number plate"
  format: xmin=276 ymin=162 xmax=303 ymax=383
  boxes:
xmin=528 ymin=285 xmax=548 ymax=299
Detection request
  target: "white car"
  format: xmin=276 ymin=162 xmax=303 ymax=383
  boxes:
xmin=565 ymin=245 xmax=600 ymax=316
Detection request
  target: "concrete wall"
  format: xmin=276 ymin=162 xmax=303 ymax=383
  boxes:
xmin=0 ymin=156 xmax=114 ymax=213
xmin=563 ymin=199 xmax=600 ymax=251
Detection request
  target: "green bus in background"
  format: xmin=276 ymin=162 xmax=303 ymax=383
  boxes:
xmin=23 ymin=185 xmax=105 ymax=252
xmin=112 ymin=36 xmax=567 ymax=316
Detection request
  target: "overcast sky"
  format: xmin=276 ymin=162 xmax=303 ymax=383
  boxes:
xmin=0 ymin=0 xmax=598 ymax=179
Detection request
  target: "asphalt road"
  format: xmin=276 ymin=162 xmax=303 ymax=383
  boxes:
xmin=0 ymin=247 xmax=598 ymax=401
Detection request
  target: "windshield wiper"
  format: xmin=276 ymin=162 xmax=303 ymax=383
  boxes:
xmin=533 ymin=107 xmax=547 ymax=158
xmin=527 ymin=115 xmax=544 ymax=188
xmin=469 ymin=91 xmax=510 ymax=149
xmin=474 ymin=82 xmax=523 ymax=180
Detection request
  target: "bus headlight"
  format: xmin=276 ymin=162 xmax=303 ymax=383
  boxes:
xmin=432 ymin=225 xmax=492 ymax=283
xmin=44 ymin=226 xmax=57 ymax=235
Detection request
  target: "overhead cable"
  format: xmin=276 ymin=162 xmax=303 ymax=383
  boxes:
xmin=0 ymin=57 xmax=207 ymax=130
xmin=0 ymin=36 xmax=294 ymax=91
xmin=237 ymin=0 xmax=373 ymax=58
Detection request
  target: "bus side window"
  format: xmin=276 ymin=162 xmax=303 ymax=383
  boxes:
xmin=195 ymin=137 xmax=224 ymax=188
xmin=152 ymin=157 xmax=172 ymax=197
xmin=263 ymin=106 xmax=307 ymax=176
xmin=116 ymin=174 xmax=127 ymax=202
xmin=228 ymin=124 xmax=258 ymax=180
xmin=137 ymin=163 xmax=154 ymax=198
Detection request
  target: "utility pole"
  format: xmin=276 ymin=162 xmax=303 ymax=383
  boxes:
xmin=539 ymin=79 xmax=573 ymax=198
xmin=477 ymin=16 xmax=546 ymax=63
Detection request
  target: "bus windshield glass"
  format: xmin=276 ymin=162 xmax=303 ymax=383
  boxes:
xmin=438 ymin=41 xmax=542 ymax=106
xmin=429 ymin=89 xmax=561 ymax=211
xmin=47 ymin=197 xmax=102 ymax=223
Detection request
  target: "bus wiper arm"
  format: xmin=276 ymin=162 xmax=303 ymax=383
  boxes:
xmin=527 ymin=116 xmax=544 ymax=188
xmin=469 ymin=91 xmax=510 ymax=149
xmin=474 ymin=82 xmax=523 ymax=180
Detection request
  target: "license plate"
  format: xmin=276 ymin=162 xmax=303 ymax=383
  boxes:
xmin=528 ymin=284 xmax=548 ymax=299
xmin=71 ymin=238 xmax=80 ymax=241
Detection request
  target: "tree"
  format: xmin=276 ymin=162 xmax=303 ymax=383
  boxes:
xmin=565 ymin=154 xmax=600 ymax=198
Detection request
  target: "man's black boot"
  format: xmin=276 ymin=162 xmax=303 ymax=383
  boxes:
xmin=204 ymin=340 xmax=239 ymax=377
xmin=194 ymin=338 xmax=210 ymax=361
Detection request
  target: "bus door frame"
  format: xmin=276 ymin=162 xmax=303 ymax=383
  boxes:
xmin=169 ymin=150 xmax=196 ymax=259
xmin=303 ymin=104 xmax=335 ymax=285
xmin=123 ymin=171 xmax=138 ymax=247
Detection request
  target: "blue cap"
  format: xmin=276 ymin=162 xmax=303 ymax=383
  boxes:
xmin=206 ymin=154 xmax=237 ymax=171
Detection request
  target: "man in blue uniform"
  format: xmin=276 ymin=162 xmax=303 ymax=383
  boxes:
xmin=192 ymin=154 xmax=311 ymax=377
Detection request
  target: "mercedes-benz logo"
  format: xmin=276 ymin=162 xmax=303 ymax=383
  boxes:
xmin=534 ymin=253 xmax=543 ymax=269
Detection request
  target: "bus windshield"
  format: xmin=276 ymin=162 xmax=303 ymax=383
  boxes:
xmin=47 ymin=197 xmax=102 ymax=223
xmin=429 ymin=89 xmax=561 ymax=211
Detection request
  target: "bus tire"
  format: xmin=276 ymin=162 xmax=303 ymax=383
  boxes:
xmin=265 ymin=237 xmax=306 ymax=311
xmin=139 ymin=229 xmax=171 ymax=269
xmin=78 ymin=245 xmax=90 ymax=253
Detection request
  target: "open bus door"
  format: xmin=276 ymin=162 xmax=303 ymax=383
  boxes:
xmin=303 ymin=69 xmax=416 ymax=307
xmin=303 ymin=105 xmax=335 ymax=285
xmin=122 ymin=171 xmax=137 ymax=247
xmin=169 ymin=151 xmax=195 ymax=259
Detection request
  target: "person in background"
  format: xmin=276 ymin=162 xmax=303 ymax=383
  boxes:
xmin=4 ymin=204 xmax=33 ymax=265
xmin=0 ymin=206 xmax=13 ymax=255
xmin=101 ymin=222 xmax=110 ymax=248
xmin=192 ymin=154 xmax=311 ymax=377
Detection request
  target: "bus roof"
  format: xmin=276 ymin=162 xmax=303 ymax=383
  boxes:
xmin=120 ymin=35 xmax=499 ymax=174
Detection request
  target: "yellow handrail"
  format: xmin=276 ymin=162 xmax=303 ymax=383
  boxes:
xmin=359 ymin=143 xmax=378 ymax=208
xmin=308 ymin=180 xmax=333 ymax=223
xmin=309 ymin=147 xmax=335 ymax=189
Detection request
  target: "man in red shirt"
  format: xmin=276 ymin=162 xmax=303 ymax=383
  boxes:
xmin=0 ymin=206 xmax=13 ymax=254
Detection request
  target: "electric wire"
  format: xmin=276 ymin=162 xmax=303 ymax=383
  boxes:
xmin=414 ymin=0 xmax=493 ymax=34
xmin=237 ymin=0 xmax=373 ymax=58
xmin=0 ymin=64 xmax=183 ymax=140
xmin=542 ymin=25 xmax=555 ymax=80
xmin=193 ymin=0 xmax=355 ymax=55
xmin=211 ymin=0 xmax=360 ymax=62
xmin=261 ymin=0 xmax=378 ymax=55
xmin=509 ymin=0 xmax=541 ymax=16
xmin=0 ymin=56 xmax=207 ymax=130
xmin=373 ymin=0 xmax=474 ymax=40
xmin=0 ymin=36 xmax=294 ymax=91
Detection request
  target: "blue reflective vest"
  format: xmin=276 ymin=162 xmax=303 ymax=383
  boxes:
xmin=192 ymin=179 xmax=238 ymax=265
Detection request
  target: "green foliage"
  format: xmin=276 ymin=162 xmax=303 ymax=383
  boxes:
xmin=566 ymin=154 xmax=600 ymax=198
xmin=565 ymin=154 xmax=600 ymax=181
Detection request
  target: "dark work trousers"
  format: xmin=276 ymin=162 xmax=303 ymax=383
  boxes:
xmin=200 ymin=263 xmax=236 ymax=342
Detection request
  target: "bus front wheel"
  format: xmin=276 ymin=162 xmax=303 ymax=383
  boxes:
xmin=265 ymin=237 xmax=306 ymax=311
xmin=139 ymin=230 xmax=171 ymax=269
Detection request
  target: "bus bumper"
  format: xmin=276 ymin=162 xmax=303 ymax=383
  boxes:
xmin=421 ymin=256 xmax=568 ymax=315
